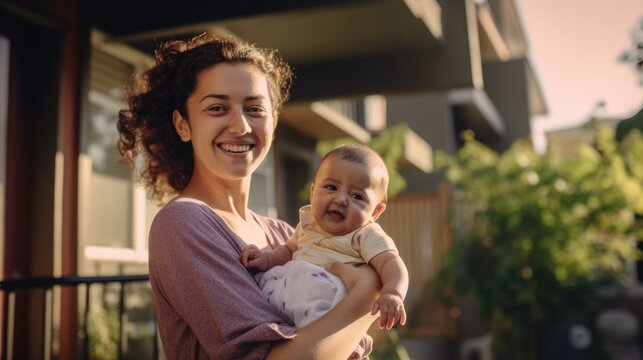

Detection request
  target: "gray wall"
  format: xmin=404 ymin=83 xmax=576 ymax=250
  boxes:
xmin=483 ymin=58 xmax=533 ymax=150
xmin=387 ymin=92 xmax=456 ymax=193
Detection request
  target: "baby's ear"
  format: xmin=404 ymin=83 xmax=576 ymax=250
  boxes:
xmin=371 ymin=203 xmax=386 ymax=221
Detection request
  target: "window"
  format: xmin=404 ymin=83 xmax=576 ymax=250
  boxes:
xmin=79 ymin=31 xmax=157 ymax=267
xmin=276 ymin=138 xmax=316 ymax=226
xmin=250 ymin=150 xmax=277 ymax=218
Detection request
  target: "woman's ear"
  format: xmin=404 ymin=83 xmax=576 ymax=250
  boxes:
xmin=173 ymin=110 xmax=191 ymax=142
xmin=371 ymin=203 xmax=386 ymax=221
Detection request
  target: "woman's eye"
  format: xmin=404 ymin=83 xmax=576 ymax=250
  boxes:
xmin=246 ymin=106 xmax=267 ymax=115
xmin=207 ymin=105 xmax=226 ymax=112
xmin=323 ymin=185 xmax=337 ymax=191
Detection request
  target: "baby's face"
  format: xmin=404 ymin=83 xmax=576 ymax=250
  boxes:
xmin=310 ymin=156 xmax=385 ymax=236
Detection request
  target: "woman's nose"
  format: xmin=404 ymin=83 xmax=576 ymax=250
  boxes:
xmin=228 ymin=110 xmax=251 ymax=134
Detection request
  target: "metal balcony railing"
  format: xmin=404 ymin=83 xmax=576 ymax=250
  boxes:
xmin=0 ymin=274 xmax=156 ymax=360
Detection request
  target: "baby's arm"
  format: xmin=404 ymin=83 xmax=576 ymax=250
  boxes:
xmin=368 ymin=251 xmax=409 ymax=330
xmin=241 ymin=242 xmax=296 ymax=271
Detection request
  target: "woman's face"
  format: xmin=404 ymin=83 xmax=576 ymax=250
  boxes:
xmin=174 ymin=63 xmax=276 ymax=182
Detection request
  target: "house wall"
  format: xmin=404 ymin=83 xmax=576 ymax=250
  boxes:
xmin=483 ymin=58 xmax=533 ymax=150
xmin=387 ymin=92 xmax=456 ymax=193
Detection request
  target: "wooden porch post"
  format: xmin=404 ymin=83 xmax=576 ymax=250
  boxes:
xmin=58 ymin=2 xmax=81 ymax=358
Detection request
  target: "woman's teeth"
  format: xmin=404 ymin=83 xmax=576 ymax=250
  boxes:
xmin=220 ymin=144 xmax=252 ymax=153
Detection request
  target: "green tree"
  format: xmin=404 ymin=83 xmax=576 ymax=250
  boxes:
xmin=620 ymin=17 xmax=643 ymax=85
xmin=616 ymin=17 xmax=643 ymax=141
xmin=433 ymin=122 xmax=643 ymax=359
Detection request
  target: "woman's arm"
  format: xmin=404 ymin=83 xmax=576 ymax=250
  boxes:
xmin=150 ymin=202 xmax=298 ymax=359
xmin=266 ymin=263 xmax=380 ymax=359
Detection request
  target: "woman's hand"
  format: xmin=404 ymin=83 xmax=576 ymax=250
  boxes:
xmin=267 ymin=262 xmax=380 ymax=359
xmin=325 ymin=262 xmax=381 ymax=296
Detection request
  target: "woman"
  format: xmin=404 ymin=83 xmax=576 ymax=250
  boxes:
xmin=117 ymin=33 xmax=380 ymax=359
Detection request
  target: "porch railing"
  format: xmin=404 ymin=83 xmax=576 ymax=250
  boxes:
xmin=0 ymin=274 xmax=156 ymax=360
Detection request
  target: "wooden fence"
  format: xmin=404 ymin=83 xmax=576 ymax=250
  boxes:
xmin=377 ymin=183 xmax=458 ymax=337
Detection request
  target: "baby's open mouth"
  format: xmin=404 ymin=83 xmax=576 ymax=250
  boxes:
xmin=327 ymin=210 xmax=345 ymax=219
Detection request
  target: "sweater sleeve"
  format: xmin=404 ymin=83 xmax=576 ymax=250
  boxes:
xmin=149 ymin=200 xmax=296 ymax=360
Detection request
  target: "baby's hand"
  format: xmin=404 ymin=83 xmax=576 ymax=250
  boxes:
xmin=371 ymin=292 xmax=406 ymax=330
xmin=241 ymin=244 xmax=269 ymax=271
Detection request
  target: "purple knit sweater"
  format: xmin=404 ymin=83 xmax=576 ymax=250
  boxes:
xmin=148 ymin=198 xmax=297 ymax=359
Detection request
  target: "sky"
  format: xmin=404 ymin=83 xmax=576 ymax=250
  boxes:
xmin=516 ymin=0 xmax=643 ymax=152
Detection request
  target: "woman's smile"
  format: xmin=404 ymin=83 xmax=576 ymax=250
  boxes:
xmin=218 ymin=143 xmax=255 ymax=153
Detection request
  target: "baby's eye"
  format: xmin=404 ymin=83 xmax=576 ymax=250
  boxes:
xmin=323 ymin=185 xmax=337 ymax=191
xmin=351 ymin=194 xmax=364 ymax=201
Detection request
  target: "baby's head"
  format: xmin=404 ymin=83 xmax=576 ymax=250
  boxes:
xmin=310 ymin=144 xmax=389 ymax=236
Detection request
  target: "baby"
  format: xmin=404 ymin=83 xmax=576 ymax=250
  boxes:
xmin=242 ymin=144 xmax=408 ymax=330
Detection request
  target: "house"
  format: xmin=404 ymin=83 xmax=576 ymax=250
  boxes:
xmin=0 ymin=0 xmax=546 ymax=358
xmin=545 ymin=110 xmax=622 ymax=157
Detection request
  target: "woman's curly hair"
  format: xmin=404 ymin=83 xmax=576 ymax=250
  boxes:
xmin=117 ymin=33 xmax=293 ymax=203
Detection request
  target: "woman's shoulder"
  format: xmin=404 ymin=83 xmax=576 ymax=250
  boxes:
xmin=151 ymin=197 xmax=224 ymax=238
xmin=149 ymin=197 xmax=239 ymax=259
xmin=154 ymin=197 xmax=212 ymax=221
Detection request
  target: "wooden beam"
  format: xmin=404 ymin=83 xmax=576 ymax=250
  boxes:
xmin=290 ymin=0 xmax=480 ymax=101
xmin=403 ymin=0 xmax=443 ymax=39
